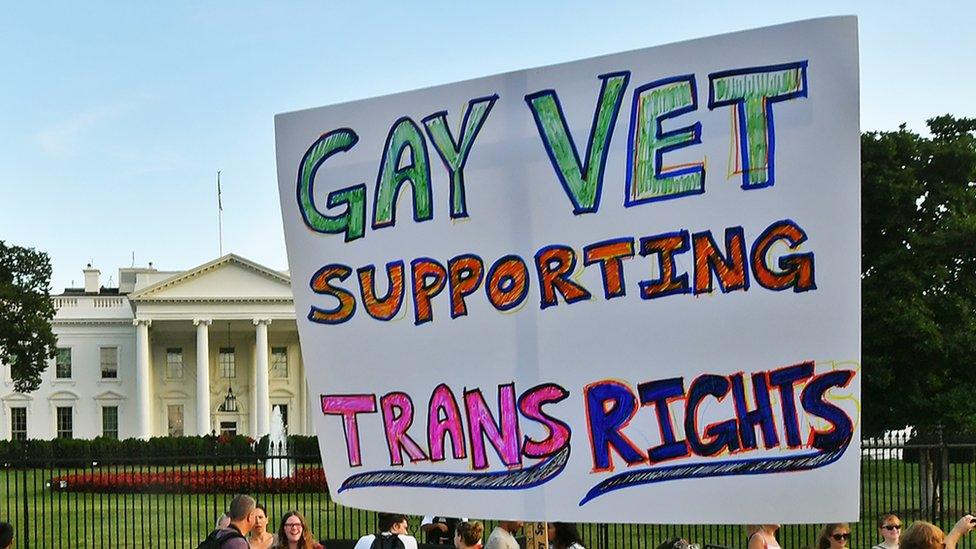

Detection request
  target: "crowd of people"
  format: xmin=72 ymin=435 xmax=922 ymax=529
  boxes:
xmin=199 ymin=494 xmax=324 ymax=549
xmin=191 ymin=500 xmax=593 ymax=549
xmin=2 ymin=507 xmax=976 ymax=548
xmin=735 ymin=514 xmax=976 ymax=549
xmin=192 ymin=502 xmax=976 ymax=549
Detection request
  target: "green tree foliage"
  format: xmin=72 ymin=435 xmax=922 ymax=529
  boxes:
xmin=862 ymin=116 xmax=976 ymax=435
xmin=0 ymin=241 xmax=57 ymax=392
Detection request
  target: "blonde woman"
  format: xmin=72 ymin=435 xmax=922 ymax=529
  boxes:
xmin=747 ymin=525 xmax=782 ymax=549
xmin=454 ymin=521 xmax=484 ymax=549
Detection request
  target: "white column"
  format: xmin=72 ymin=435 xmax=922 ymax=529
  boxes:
xmin=193 ymin=319 xmax=213 ymax=436
xmin=254 ymin=319 xmax=272 ymax=439
xmin=249 ymin=340 xmax=257 ymax=435
xmin=134 ymin=318 xmax=152 ymax=439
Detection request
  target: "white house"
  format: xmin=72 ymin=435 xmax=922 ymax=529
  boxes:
xmin=1 ymin=254 xmax=313 ymax=441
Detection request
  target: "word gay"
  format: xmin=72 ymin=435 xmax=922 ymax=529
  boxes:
xmin=307 ymin=218 xmax=815 ymax=325
xmin=296 ymin=62 xmax=807 ymax=241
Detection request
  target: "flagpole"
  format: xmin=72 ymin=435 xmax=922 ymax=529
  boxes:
xmin=217 ymin=171 xmax=223 ymax=257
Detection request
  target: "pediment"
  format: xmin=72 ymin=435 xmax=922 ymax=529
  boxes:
xmin=49 ymin=390 xmax=79 ymax=401
xmin=1 ymin=392 xmax=32 ymax=402
xmin=129 ymin=254 xmax=292 ymax=302
xmin=94 ymin=390 xmax=126 ymax=401
xmin=270 ymin=388 xmax=296 ymax=399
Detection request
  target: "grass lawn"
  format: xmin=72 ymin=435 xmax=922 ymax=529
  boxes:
xmin=0 ymin=463 xmax=374 ymax=548
xmin=3 ymin=457 xmax=976 ymax=548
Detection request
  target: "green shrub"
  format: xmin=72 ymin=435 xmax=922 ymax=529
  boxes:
xmin=4 ymin=434 xmax=322 ymax=466
xmin=289 ymin=435 xmax=321 ymax=462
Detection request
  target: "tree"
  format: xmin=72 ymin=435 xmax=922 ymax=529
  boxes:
xmin=0 ymin=241 xmax=57 ymax=392
xmin=862 ymin=116 xmax=976 ymax=436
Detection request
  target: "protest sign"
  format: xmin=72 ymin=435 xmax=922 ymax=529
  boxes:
xmin=275 ymin=16 xmax=860 ymax=523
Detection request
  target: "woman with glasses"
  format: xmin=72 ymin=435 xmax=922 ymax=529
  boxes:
xmin=276 ymin=510 xmax=324 ymax=549
xmin=746 ymin=525 xmax=782 ymax=549
xmin=901 ymin=515 xmax=976 ymax=549
xmin=872 ymin=513 xmax=902 ymax=549
xmin=817 ymin=523 xmax=851 ymax=549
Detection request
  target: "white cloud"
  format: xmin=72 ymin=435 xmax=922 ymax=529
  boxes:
xmin=33 ymin=100 xmax=141 ymax=156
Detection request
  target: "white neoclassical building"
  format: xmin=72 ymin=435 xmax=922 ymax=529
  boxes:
xmin=1 ymin=254 xmax=313 ymax=441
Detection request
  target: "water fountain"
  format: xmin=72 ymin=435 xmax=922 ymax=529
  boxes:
xmin=265 ymin=405 xmax=295 ymax=478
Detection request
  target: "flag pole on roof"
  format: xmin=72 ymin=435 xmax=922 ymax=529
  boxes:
xmin=217 ymin=170 xmax=223 ymax=257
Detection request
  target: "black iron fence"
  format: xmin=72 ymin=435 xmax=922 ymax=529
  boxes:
xmin=1 ymin=431 xmax=974 ymax=548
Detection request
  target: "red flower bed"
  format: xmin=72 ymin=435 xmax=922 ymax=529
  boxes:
xmin=49 ymin=466 xmax=328 ymax=494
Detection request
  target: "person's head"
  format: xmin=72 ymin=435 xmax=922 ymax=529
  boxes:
xmin=454 ymin=521 xmax=484 ymax=549
xmin=227 ymin=494 xmax=257 ymax=535
xmin=655 ymin=538 xmax=698 ymax=549
xmin=499 ymin=521 xmax=523 ymax=534
xmin=0 ymin=522 xmax=12 ymax=549
xmin=278 ymin=510 xmax=316 ymax=548
xmin=251 ymin=504 xmax=268 ymax=535
xmin=818 ymin=523 xmax=851 ymax=549
xmin=377 ymin=513 xmax=410 ymax=535
xmin=215 ymin=513 xmax=231 ymax=530
xmin=900 ymin=521 xmax=945 ymax=549
xmin=878 ymin=513 xmax=902 ymax=545
xmin=551 ymin=523 xmax=582 ymax=549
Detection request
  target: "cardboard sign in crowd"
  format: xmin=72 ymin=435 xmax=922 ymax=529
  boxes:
xmin=275 ymin=17 xmax=860 ymax=523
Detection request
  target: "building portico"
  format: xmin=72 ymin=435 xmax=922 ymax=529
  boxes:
xmin=128 ymin=255 xmax=304 ymax=440
xmin=133 ymin=316 xmax=306 ymax=439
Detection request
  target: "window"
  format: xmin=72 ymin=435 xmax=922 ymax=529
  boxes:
xmin=166 ymin=348 xmax=183 ymax=379
xmin=10 ymin=407 xmax=27 ymax=441
xmin=56 ymin=406 xmax=73 ymax=439
xmin=219 ymin=347 xmax=235 ymax=378
xmin=271 ymin=347 xmax=288 ymax=378
xmin=102 ymin=406 xmax=119 ymax=439
xmin=55 ymin=347 xmax=72 ymax=379
xmin=219 ymin=421 xmax=237 ymax=436
xmin=167 ymin=404 xmax=184 ymax=437
xmin=100 ymin=347 xmax=118 ymax=379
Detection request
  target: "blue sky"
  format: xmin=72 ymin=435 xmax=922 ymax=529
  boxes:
xmin=1 ymin=2 xmax=973 ymax=291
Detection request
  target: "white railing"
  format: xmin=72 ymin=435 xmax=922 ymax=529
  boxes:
xmin=53 ymin=296 xmax=126 ymax=310
xmin=53 ymin=297 xmax=78 ymax=309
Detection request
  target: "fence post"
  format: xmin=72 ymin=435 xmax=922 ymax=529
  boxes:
xmin=920 ymin=447 xmax=931 ymax=520
xmin=19 ymin=448 xmax=29 ymax=549
xmin=937 ymin=424 xmax=947 ymax=524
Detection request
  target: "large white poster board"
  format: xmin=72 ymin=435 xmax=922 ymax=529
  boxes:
xmin=275 ymin=17 xmax=860 ymax=524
